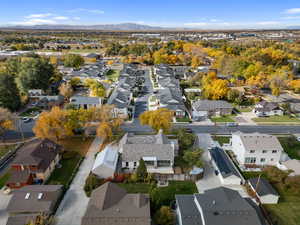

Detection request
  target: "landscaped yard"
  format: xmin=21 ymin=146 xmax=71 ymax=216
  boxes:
xmin=211 ymin=115 xmax=235 ymax=122
xmin=106 ymin=69 xmax=120 ymax=82
xmin=176 ymin=117 xmax=191 ymax=123
xmin=0 ymin=172 xmax=10 ymax=189
xmin=212 ymin=136 xmax=230 ymax=145
xmin=0 ymin=145 xmax=17 ymax=158
xmin=264 ymin=186 xmax=300 ymax=225
xmin=278 ymin=136 xmax=300 ymax=160
xmin=252 ymin=115 xmax=300 ymax=123
xmin=59 ymin=137 xmax=94 ymax=156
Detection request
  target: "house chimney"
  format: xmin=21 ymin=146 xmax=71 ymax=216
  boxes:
xmin=212 ymin=200 xmax=216 ymax=205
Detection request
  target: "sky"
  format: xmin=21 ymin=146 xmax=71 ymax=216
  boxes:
xmin=1 ymin=0 xmax=300 ymax=29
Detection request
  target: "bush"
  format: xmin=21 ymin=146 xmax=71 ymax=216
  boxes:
xmin=154 ymin=206 xmax=174 ymax=225
xmin=84 ymin=173 xmax=106 ymax=197
xmin=62 ymin=151 xmax=78 ymax=160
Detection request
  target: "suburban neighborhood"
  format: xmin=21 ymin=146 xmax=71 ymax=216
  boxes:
xmin=1 ymin=2 xmax=300 ymax=225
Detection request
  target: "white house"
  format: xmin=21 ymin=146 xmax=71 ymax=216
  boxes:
xmin=248 ymin=177 xmax=280 ymax=204
xmin=69 ymin=96 xmax=102 ymax=109
xmin=253 ymin=101 xmax=283 ymax=117
xmin=231 ymin=132 xmax=283 ymax=167
xmin=92 ymin=145 xmax=119 ymax=179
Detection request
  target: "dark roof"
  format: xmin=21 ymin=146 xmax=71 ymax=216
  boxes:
xmin=6 ymin=214 xmax=38 ymax=225
xmin=82 ymin=182 xmax=151 ymax=225
xmin=12 ymin=139 xmax=61 ymax=172
xmin=176 ymin=187 xmax=266 ymax=225
xmin=210 ymin=147 xmax=241 ymax=179
xmin=248 ymin=178 xmax=279 ymax=197
xmin=6 ymin=185 xmax=63 ymax=214
xmin=255 ymin=101 xmax=281 ymax=112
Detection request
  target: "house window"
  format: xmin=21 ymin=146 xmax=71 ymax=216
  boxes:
xmin=272 ymin=150 xmax=277 ymax=153
xmin=134 ymin=162 xmax=137 ymax=167
xmin=250 ymin=150 xmax=255 ymax=153
xmin=271 ymin=158 xmax=274 ymax=161
xmin=260 ymin=158 xmax=266 ymax=162
xmin=245 ymin=157 xmax=256 ymax=163
xmin=262 ymin=150 xmax=267 ymax=153
xmin=125 ymin=162 xmax=129 ymax=167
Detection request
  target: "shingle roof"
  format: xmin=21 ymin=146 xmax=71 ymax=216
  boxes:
xmin=82 ymin=182 xmax=151 ymax=225
xmin=6 ymin=185 xmax=63 ymax=214
xmin=176 ymin=195 xmax=203 ymax=225
xmin=192 ymin=100 xmax=233 ymax=112
xmin=248 ymin=178 xmax=279 ymax=197
xmin=6 ymin=214 xmax=38 ymax=225
xmin=70 ymin=96 xmax=102 ymax=105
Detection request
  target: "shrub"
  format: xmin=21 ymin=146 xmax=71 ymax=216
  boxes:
xmin=84 ymin=173 xmax=105 ymax=197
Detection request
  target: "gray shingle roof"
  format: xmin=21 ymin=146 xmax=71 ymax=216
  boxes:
xmin=248 ymin=177 xmax=279 ymax=197
xmin=82 ymin=182 xmax=151 ymax=225
xmin=192 ymin=100 xmax=233 ymax=112
xmin=176 ymin=195 xmax=203 ymax=225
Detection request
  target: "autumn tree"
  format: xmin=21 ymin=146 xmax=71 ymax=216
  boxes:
xmin=289 ymin=80 xmax=300 ymax=93
xmin=139 ymin=108 xmax=174 ymax=132
xmin=154 ymin=206 xmax=174 ymax=225
xmin=202 ymin=72 xmax=229 ymax=100
xmin=84 ymin=79 xmax=106 ymax=97
xmin=64 ymin=54 xmax=84 ymax=69
xmin=0 ymin=108 xmax=15 ymax=141
xmin=59 ymin=82 xmax=74 ymax=100
xmin=69 ymin=77 xmax=82 ymax=88
xmin=33 ymin=106 xmax=70 ymax=142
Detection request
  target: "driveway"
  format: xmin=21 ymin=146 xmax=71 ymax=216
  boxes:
xmin=0 ymin=192 xmax=12 ymax=225
xmin=195 ymin=133 xmax=248 ymax=197
xmin=55 ymin=137 xmax=102 ymax=225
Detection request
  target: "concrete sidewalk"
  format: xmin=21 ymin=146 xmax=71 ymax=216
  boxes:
xmin=55 ymin=137 xmax=102 ymax=225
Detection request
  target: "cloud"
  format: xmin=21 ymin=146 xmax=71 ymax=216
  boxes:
xmin=283 ymin=8 xmax=300 ymax=14
xmin=53 ymin=16 xmax=69 ymax=20
xmin=256 ymin=21 xmax=281 ymax=25
xmin=11 ymin=18 xmax=57 ymax=25
xmin=25 ymin=13 xmax=53 ymax=19
xmin=67 ymin=8 xmax=104 ymax=14
xmin=72 ymin=17 xmax=81 ymax=20
xmin=184 ymin=22 xmax=208 ymax=27
xmin=281 ymin=16 xmax=300 ymax=20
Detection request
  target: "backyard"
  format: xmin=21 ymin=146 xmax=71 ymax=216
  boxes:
xmin=252 ymin=115 xmax=300 ymax=123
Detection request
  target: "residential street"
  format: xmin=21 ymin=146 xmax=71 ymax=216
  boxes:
xmin=55 ymin=137 xmax=102 ymax=225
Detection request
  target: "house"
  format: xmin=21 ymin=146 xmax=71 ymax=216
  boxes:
xmin=231 ymin=132 xmax=283 ymax=167
xmin=6 ymin=185 xmax=63 ymax=225
xmin=69 ymin=96 xmax=102 ymax=109
xmin=119 ymin=131 xmax=178 ymax=174
xmin=92 ymin=144 xmax=119 ymax=179
xmin=176 ymin=187 xmax=266 ymax=225
xmin=192 ymin=100 xmax=233 ymax=121
xmin=81 ymin=182 xmax=151 ymax=225
xmin=254 ymin=101 xmax=283 ymax=117
xmin=209 ymin=147 xmax=243 ymax=185
xmin=281 ymin=159 xmax=300 ymax=176
xmin=248 ymin=177 xmax=279 ymax=204
xmin=6 ymin=139 xmax=61 ymax=189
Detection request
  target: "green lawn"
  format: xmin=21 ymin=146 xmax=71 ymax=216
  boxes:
xmin=0 ymin=145 xmax=17 ymax=158
xmin=211 ymin=115 xmax=235 ymax=122
xmin=106 ymin=69 xmax=120 ymax=82
xmin=252 ymin=115 xmax=300 ymax=123
xmin=176 ymin=117 xmax=191 ymax=123
xmin=212 ymin=136 xmax=230 ymax=145
xmin=46 ymin=153 xmax=83 ymax=187
xmin=59 ymin=137 xmax=93 ymax=156
xmin=264 ymin=186 xmax=300 ymax=225
xmin=0 ymin=172 xmax=11 ymax=189
xmin=278 ymin=136 xmax=300 ymax=160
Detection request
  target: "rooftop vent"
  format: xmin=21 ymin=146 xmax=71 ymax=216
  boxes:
xmin=25 ymin=193 xmax=30 ymax=199
xmin=213 ymin=211 xmax=219 ymax=216
xmin=38 ymin=193 xmax=43 ymax=199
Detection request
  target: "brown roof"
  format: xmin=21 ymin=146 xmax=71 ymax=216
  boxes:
xmin=6 ymin=185 xmax=63 ymax=214
xmin=6 ymin=214 xmax=38 ymax=225
xmin=12 ymin=139 xmax=61 ymax=172
xmin=82 ymin=182 xmax=151 ymax=225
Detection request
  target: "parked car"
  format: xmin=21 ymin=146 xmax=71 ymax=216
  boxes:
xmin=22 ymin=117 xmax=32 ymax=123
xmin=226 ymin=122 xmax=238 ymax=127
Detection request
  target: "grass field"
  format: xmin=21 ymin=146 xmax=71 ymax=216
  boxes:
xmin=252 ymin=115 xmax=300 ymax=123
xmin=211 ymin=115 xmax=235 ymax=122
xmin=278 ymin=136 xmax=300 ymax=160
xmin=212 ymin=136 xmax=230 ymax=145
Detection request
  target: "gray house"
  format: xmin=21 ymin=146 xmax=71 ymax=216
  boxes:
xmin=81 ymin=182 xmax=151 ymax=225
xmin=176 ymin=187 xmax=266 ymax=225
xmin=192 ymin=100 xmax=233 ymax=121
xmin=6 ymin=185 xmax=63 ymax=225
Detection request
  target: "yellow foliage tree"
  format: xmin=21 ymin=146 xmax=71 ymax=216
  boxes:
xmin=139 ymin=108 xmax=174 ymax=132
xmin=0 ymin=108 xmax=15 ymax=141
xmin=289 ymin=80 xmax=300 ymax=93
xmin=59 ymin=82 xmax=73 ymax=100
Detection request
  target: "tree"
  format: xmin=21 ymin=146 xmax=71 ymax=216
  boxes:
xmin=139 ymin=108 xmax=174 ymax=132
xmin=69 ymin=77 xmax=82 ymax=88
xmin=64 ymin=54 xmax=84 ymax=68
xmin=26 ymin=214 xmax=54 ymax=225
xmin=84 ymin=79 xmax=106 ymax=97
xmin=176 ymin=128 xmax=196 ymax=150
xmin=15 ymin=57 xmax=55 ymax=93
xmin=136 ymin=159 xmax=147 ymax=182
xmin=183 ymin=148 xmax=203 ymax=168
xmin=0 ymin=73 xmax=21 ymax=111
xmin=84 ymin=173 xmax=105 ymax=197
xmin=154 ymin=206 xmax=174 ymax=225
xmin=59 ymin=82 xmax=73 ymax=100
xmin=0 ymin=108 xmax=15 ymax=141
xmin=96 ymin=121 xmax=113 ymax=142
xmin=289 ymin=79 xmax=300 ymax=93
xmin=227 ymin=89 xmax=240 ymax=103
xmin=33 ymin=106 xmax=70 ymax=142
xmin=191 ymin=56 xmax=201 ymax=68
